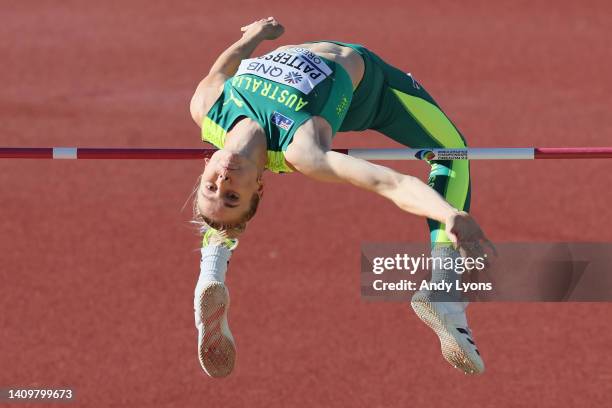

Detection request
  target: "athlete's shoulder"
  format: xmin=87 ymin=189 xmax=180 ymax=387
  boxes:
xmin=190 ymin=73 xmax=230 ymax=128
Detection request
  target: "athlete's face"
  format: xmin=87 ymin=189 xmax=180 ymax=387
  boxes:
xmin=197 ymin=150 xmax=262 ymax=226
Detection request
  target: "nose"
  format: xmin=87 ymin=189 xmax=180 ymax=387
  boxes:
xmin=217 ymin=172 xmax=230 ymax=181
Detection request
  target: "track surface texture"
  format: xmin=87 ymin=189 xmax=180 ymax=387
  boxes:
xmin=1 ymin=1 xmax=611 ymax=406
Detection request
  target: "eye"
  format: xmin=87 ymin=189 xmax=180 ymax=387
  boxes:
xmin=205 ymin=183 xmax=216 ymax=192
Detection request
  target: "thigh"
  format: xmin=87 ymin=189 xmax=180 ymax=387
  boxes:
xmin=362 ymin=50 xmax=468 ymax=149
xmin=374 ymin=85 xmax=468 ymax=149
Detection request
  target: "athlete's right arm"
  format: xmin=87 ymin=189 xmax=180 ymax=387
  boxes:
xmin=189 ymin=17 xmax=284 ymax=126
xmin=286 ymin=132 xmax=493 ymax=259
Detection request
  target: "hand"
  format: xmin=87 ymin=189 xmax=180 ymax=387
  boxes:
xmin=444 ymin=211 xmax=496 ymax=263
xmin=240 ymin=17 xmax=285 ymax=41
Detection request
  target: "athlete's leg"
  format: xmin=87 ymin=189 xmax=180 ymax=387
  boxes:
xmin=376 ymin=69 xmax=483 ymax=373
xmin=193 ymin=230 xmax=238 ymax=378
xmin=344 ymin=47 xmax=483 ymax=374
xmin=370 ymin=56 xmax=470 ymax=245
xmin=338 ymin=43 xmax=470 ymax=245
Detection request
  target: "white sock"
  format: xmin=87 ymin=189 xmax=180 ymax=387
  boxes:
xmin=197 ymin=245 xmax=232 ymax=283
xmin=194 ymin=245 xmax=233 ymax=329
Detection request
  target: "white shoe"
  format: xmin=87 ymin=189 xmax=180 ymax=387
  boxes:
xmin=194 ymin=282 xmax=235 ymax=378
xmin=411 ymin=291 xmax=484 ymax=374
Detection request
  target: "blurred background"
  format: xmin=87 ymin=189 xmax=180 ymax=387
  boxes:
xmin=1 ymin=0 xmax=611 ymax=406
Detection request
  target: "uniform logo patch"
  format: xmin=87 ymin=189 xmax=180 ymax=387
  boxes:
xmin=222 ymin=89 xmax=244 ymax=108
xmin=336 ymin=95 xmax=349 ymax=116
xmin=284 ymin=72 xmax=303 ymax=84
xmin=415 ymin=149 xmax=436 ymax=160
xmin=271 ymin=111 xmax=294 ymax=131
xmin=235 ymin=48 xmax=331 ymax=95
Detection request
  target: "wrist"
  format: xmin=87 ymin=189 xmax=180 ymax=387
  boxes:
xmin=442 ymin=208 xmax=461 ymax=225
xmin=241 ymin=31 xmax=265 ymax=44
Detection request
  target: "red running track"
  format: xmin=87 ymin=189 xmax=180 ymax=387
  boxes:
xmin=1 ymin=1 xmax=611 ymax=406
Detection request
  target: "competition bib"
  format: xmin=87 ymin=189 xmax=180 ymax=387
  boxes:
xmin=235 ymin=47 xmax=333 ymax=95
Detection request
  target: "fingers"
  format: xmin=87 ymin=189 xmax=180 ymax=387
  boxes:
xmin=455 ymin=238 xmax=494 ymax=272
xmin=445 ymin=212 xmax=495 ymax=272
xmin=461 ymin=240 xmax=484 ymax=260
xmin=483 ymin=236 xmax=498 ymax=257
xmin=241 ymin=17 xmax=279 ymax=33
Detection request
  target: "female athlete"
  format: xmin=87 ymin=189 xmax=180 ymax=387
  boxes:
xmin=189 ymin=17 xmax=493 ymax=378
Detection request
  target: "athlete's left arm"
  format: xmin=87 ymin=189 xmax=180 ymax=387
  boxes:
xmin=190 ymin=17 xmax=284 ymax=126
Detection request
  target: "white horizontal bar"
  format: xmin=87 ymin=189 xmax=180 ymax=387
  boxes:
xmin=347 ymin=148 xmax=535 ymax=160
xmin=52 ymin=147 xmax=78 ymax=159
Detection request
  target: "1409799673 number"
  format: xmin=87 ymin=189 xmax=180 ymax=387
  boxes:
xmin=1 ymin=388 xmax=74 ymax=401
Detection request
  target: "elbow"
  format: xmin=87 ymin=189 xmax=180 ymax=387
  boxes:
xmin=285 ymin=149 xmax=328 ymax=180
xmin=189 ymin=95 xmax=203 ymax=127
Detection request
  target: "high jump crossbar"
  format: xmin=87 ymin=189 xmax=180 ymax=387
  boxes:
xmin=1 ymin=147 xmax=612 ymax=160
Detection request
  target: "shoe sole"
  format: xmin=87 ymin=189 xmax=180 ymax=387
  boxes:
xmin=411 ymin=295 xmax=484 ymax=375
xmin=197 ymin=282 xmax=235 ymax=378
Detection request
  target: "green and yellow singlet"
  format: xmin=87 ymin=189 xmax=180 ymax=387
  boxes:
xmin=201 ymin=47 xmax=354 ymax=173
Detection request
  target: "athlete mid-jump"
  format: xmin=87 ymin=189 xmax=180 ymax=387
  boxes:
xmin=189 ymin=17 xmax=493 ymax=377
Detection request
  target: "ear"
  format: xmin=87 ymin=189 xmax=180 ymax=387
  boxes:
xmin=204 ymin=157 xmax=210 ymax=166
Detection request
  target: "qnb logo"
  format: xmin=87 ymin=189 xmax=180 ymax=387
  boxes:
xmin=415 ymin=149 xmax=436 ymax=160
xmin=284 ymin=72 xmax=303 ymax=84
